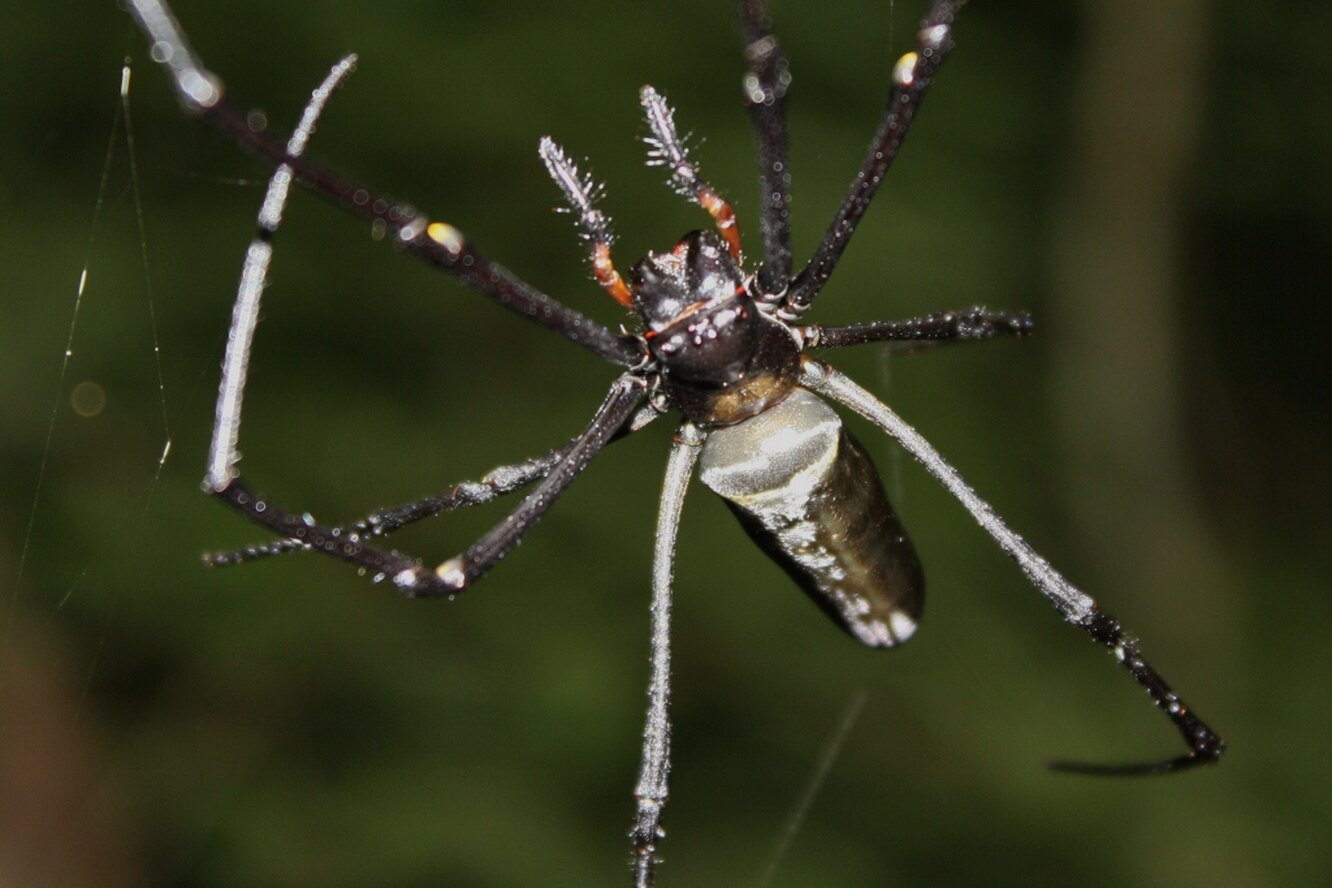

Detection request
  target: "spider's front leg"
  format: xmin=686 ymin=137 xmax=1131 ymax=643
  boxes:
xmin=128 ymin=0 xmax=641 ymax=369
xmin=787 ymin=0 xmax=963 ymax=315
xmin=188 ymin=45 xmax=458 ymax=589
xmin=161 ymin=13 xmax=655 ymax=601
xmin=737 ymin=0 xmax=795 ymax=300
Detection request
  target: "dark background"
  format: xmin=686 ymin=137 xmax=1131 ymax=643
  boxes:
xmin=3 ymin=0 xmax=1328 ymax=885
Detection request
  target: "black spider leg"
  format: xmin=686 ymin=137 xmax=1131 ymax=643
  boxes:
xmin=802 ymin=359 xmax=1225 ymax=775
xmin=206 ymin=444 xmax=572 ymax=567
xmin=785 ymin=0 xmax=962 ymax=316
xmin=218 ymin=374 xmax=646 ymax=597
xmin=128 ymin=0 xmax=642 ymax=369
xmin=180 ymin=42 xmax=652 ymax=597
xmin=639 ymin=87 xmax=743 ymax=262
xmin=208 ymin=403 xmax=662 ymax=567
xmin=800 ymin=307 xmax=1034 ymax=352
xmin=432 ymin=374 xmax=648 ymax=591
xmin=187 ymin=53 xmax=455 ymax=591
xmin=631 ymin=423 xmax=704 ymax=888
xmin=737 ymin=0 xmax=794 ymax=301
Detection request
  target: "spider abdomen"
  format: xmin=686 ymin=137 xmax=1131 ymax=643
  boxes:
xmin=697 ymin=388 xmax=924 ymax=647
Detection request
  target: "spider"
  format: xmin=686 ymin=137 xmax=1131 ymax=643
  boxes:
xmin=130 ymin=0 xmax=1223 ymax=883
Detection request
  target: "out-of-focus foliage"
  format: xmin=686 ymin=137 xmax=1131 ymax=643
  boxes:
xmin=2 ymin=1 xmax=1327 ymax=885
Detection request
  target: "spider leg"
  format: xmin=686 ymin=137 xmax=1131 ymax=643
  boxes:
xmin=208 ymin=403 xmax=663 ymax=567
xmin=785 ymin=0 xmax=962 ymax=316
xmin=128 ymin=0 xmax=642 ymax=368
xmin=640 ymin=87 xmax=743 ymax=262
xmin=800 ymin=307 xmax=1034 ymax=351
xmin=184 ymin=47 xmax=440 ymax=591
xmin=206 ymin=444 xmax=572 ymax=567
xmin=538 ymin=138 xmax=633 ymax=307
xmin=214 ymin=374 xmax=647 ymax=596
xmin=631 ymin=422 xmax=704 ymax=888
xmin=180 ymin=34 xmax=648 ymax=596
xmin=202 ymin=52 xmax=355 ymax=494
xmin=211 ymin=479 xmax=440 ymax=588
xmin=193 ymin=52 xmax=431 ymax=579
xmin=801 ymin=358 xmax=1225 ymax=775
xmin=737 ymin=0 xmax=794 ymax=300
xmin=432 ymin=374 xmax=648 ymax=593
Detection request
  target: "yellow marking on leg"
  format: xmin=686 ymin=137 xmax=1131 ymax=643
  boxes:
xmin=893 ymin=52 xmax=919 ymax=88
xmin=426 ymin=221 xmax=465 ymax=254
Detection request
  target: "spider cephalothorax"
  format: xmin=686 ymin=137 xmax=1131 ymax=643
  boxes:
xmin=631 ymin=231 xmax=800 ymax=425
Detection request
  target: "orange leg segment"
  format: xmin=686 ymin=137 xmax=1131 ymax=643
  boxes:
xmin=593 ymin=241 xmax=634 ymax=308
xmin=697 ymin=185 xmax=742 ymax=261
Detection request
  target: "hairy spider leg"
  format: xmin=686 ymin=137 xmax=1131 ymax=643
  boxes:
xmin=539 ymin=138 xmax=634 ymax=307
xmin=640 ymin=86 xmax=744 ymax=263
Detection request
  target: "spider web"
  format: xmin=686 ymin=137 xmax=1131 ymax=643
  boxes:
xmin=16 ymin=59 xmax=180 ymax=593
xmin=2 ymin=49 xmax=202 ymax=884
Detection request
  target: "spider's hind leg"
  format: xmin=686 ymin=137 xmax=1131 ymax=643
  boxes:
xmin=211 ymin=373 xmax=648 ymax=598
xmin=208 ymin=399 xmax=663 ymax=568
xmin=205 ymin=443 xmax=575 ymax=567
xmin=801 ymin=358 xmax=1225 ymax=775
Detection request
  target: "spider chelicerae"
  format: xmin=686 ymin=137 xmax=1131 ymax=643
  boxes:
xmin=129 ymin=0 xmax=1223 ymax=882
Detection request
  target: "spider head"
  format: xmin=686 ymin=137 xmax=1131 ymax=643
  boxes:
xmin=632 ymin=229 xmax=758 ymax=381
xmin=632 ymin=229 xmax=800 ymax=426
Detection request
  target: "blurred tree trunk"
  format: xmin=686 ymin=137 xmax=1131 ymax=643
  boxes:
xmin=0 ymin=610 xmax=141 ymax=888
xmin=1049 ymin=0 xmax=1231 ymax=641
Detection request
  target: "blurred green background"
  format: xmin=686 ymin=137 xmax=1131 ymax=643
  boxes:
xmin=3 ymin=0 xmax=1328 ymax=885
